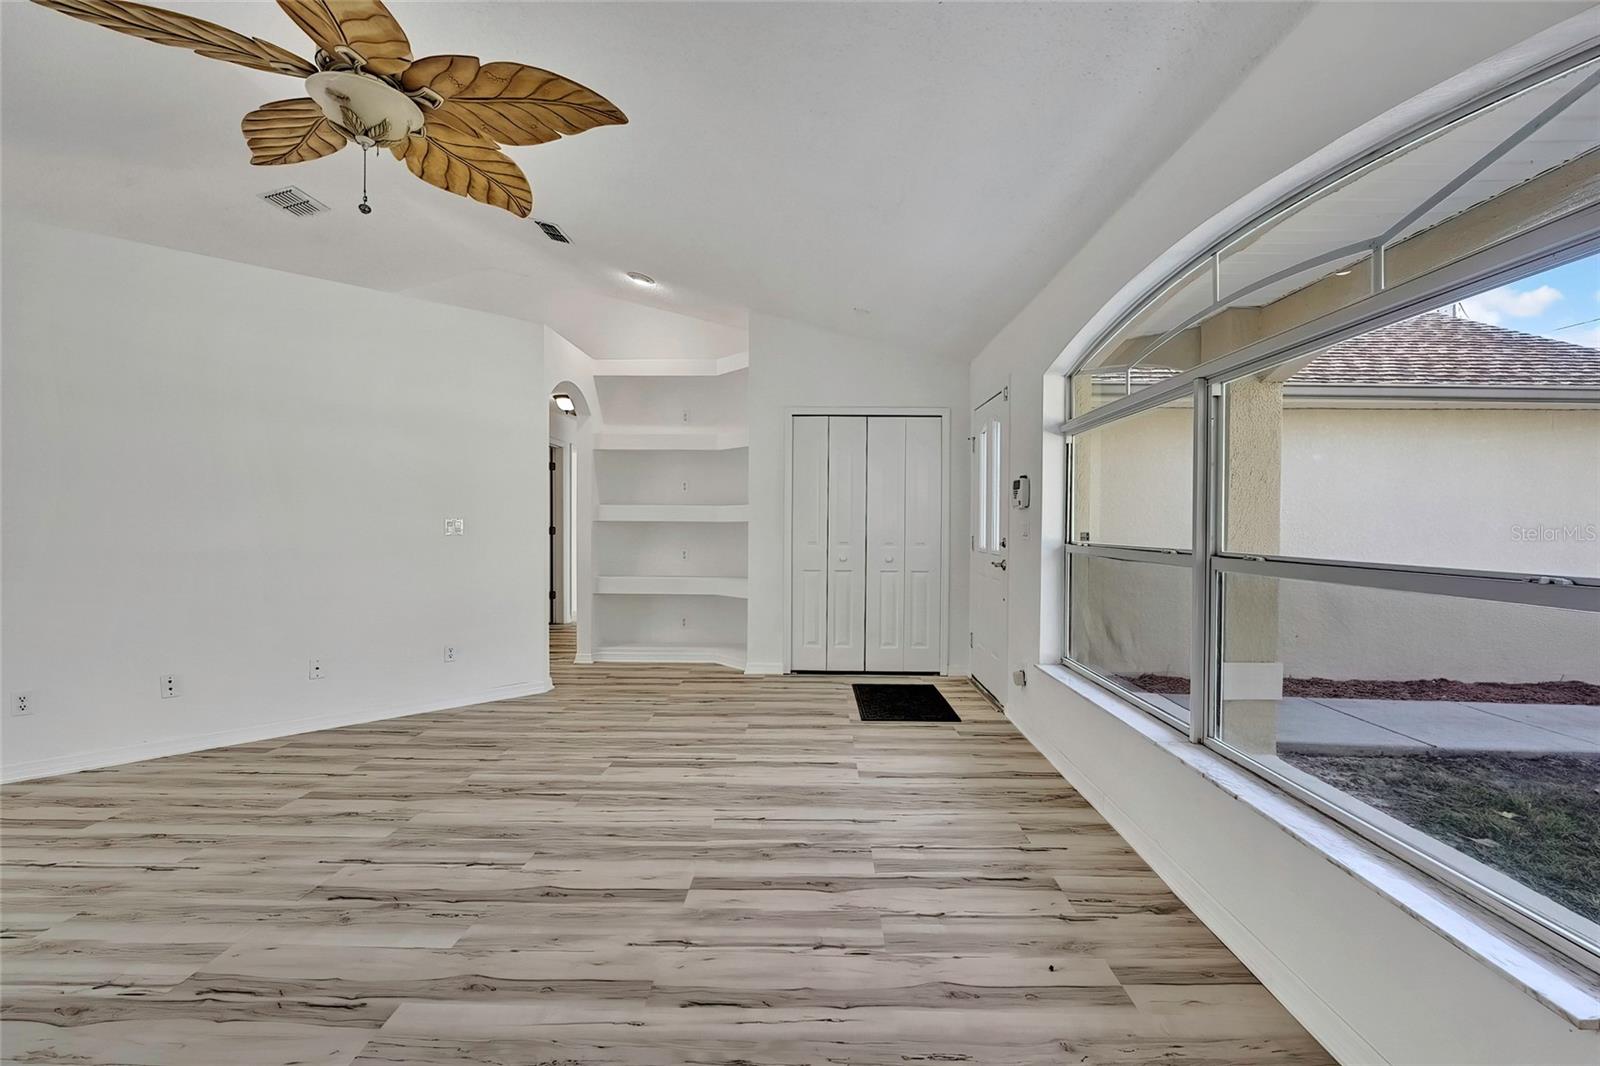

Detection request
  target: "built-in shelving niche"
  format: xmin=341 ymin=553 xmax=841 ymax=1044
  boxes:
xmin=589 ymin=362 xmax=749 ymax=669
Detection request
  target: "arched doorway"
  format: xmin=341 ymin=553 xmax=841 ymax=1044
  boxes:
xmin=548 ymin=381 xmax=591 ymax=643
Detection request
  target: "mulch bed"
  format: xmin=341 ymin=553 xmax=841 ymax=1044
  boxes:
xmin=1118 ymin=674 xmax=1600 ymax=706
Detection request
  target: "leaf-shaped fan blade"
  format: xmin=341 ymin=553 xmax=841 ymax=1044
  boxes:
xmin=31 ymin=0 xmax=315 ymax=76
xmin=242 ymin=98 xmax=347 ymax=165
xmin=396 ymin=120 xmax=533 ymax=217
xmin=277 ymin=0 xmax=411 ymax=76
xmin=400 ymin=56 xmax=627 ymax=146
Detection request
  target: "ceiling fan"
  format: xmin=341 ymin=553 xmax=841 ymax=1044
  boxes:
xmin=31 ymin=0 xmax=628 ymax=217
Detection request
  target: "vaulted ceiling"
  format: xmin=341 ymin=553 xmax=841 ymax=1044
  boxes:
xmin=2 ymin=1 xmax=1307 ymax=359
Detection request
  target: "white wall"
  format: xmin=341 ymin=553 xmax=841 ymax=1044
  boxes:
xmin=595 ymin=370 xmax=747 ymax=429
xmin=746 ymin=312 xmax=970 ymax=675
xmin=2 ymin=222 xmax=551 ymax=781
xmin=968 ymin=4 xmax=1600 ymax=1063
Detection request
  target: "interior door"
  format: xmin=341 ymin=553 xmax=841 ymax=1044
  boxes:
xmin=865 ymin=417 xmax=907 ymax=671
xmin=825 ymin=415 xmax=867 ymax=671
xmin=902 ymin=416 xmax=943 ymax=672
xmin=549 ymin=445 xmax=562 ymax=624
xmin=866 ymin=416 xmax=943 ymax=672
xmin=791 ymin=416 xmax=829 ymax=670
xmin=969 ymin=389 xmax=1008 ymax=701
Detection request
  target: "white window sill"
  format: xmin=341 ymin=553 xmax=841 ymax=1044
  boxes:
xmin=1036 ymin=661 xmax=1600 ymax=1031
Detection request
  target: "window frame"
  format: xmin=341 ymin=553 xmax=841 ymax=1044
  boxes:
xmin=1057 ymin=47 xmax=1600 ymax=971
xmin=1062 ymin=542 xmax=1196 ymax=732
xmin=974 ymin=416 xmax=1005 ymax=555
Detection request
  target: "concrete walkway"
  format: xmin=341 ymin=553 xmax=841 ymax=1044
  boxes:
xmin=1155 ymin=693 xmax=1599 ymax=754
xmin=1274 ymin=698 xmax=1599 ymax=755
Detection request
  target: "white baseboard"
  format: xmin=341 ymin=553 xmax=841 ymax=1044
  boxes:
xmin=573 ymin=653 xmax=595 ymax=665
xmin=592 ymin=644 xmax=746 ymax=671
xmin=1008 ymin=703 xmax=1381 ymax=1066
xmin=1 ymin=679 xmax=554 ymax=784
xmin=743 ymin=660 xmax=786 ymax=675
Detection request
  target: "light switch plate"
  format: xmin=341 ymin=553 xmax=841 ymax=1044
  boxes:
xmin=444 ymin=517 xmax=465 ymax=536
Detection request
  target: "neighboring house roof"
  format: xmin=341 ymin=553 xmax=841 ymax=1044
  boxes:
xmin=1093 ymin=312 xmax=1600 ymax=391
xmin=1298 ymin=312 xmax=1600 ymax=388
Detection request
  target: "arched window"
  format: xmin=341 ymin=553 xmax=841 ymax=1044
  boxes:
xmin=1061 ymin=48 xmax=1600 ymax=969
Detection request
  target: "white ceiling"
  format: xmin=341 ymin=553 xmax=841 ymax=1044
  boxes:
xmin=1 ymin=1 xmax=1307 ymax=360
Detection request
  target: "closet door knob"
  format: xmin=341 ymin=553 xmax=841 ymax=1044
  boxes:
xmin=884 ymin=555 xmax=894 ymax=563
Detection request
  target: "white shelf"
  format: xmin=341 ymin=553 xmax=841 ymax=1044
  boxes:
xmin=596 ymin=575 xmax=749 ymax=598
xmin=596 ymin=504 xmax=750 ymax=524
xmin=591 ymin=644 xmax=747 ymax=671
xmin=589 ymin=349 xmax=750 ymax=667
xmin=590 ymin=353 xmax=749 ymax=378
xmin=593 ymin=427 xmax=749 ymax=451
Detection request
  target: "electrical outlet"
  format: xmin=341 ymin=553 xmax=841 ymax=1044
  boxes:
xmin=308 ymin=659 xmax=324 ymax=680
xmin=443 ymin=645 xmax=458 ymax=663
xmin=680 ymin=616 xmax=688 ymax=628
xmin=160 ymin=674 xmax=180 ymax=699
xmin=681 ymin=481 xmax=689 ymax=493
xmin=681 ymin=409 xmax=689 ymax=423
xmin=680 ymin=548 xmax=689 ymax=561
xmin=12 ymin=693 xmax=34 ymax=717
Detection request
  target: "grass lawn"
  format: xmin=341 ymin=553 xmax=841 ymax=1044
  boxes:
xmin=1283 ymin=751 xmax=1600 ymax=924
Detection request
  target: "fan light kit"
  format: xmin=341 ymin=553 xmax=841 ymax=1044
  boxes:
xmin=34 ymin=0 xmax=628 ymax=218
xmin=625 ymin=271 xmax=656 ymax=286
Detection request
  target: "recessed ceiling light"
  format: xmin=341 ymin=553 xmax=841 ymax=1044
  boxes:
xmin=625 ymin=271 xmax=656 ymax=286
xmin=553 ymin=393 xmax=576 ymax=413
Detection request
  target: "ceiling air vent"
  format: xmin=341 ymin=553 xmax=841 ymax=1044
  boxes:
xmin=535 ymin=219 xmax=571 ymax=244
xmin=260 ymin=186 xmax=329 ymax=217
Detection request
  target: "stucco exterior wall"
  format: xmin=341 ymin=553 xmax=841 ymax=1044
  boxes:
xmin=1280 ymin=406 xmax=1599 ymax=575
xmin=1073 ymin=403 xmax=1600 ymax=683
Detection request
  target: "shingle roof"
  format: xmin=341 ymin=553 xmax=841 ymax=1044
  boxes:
xmin=1091 ymin=312 xmax=1600 ymax=390
xmin=1297 ymin=312 xmax=1600 ymax=388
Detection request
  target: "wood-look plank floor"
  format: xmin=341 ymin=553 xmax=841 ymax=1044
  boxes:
xmin=1 ymin=626 xmax=1333 ymax=1065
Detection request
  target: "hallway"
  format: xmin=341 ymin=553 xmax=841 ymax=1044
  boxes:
xmin=0 ymin=626 xmax=1330 ymax=1064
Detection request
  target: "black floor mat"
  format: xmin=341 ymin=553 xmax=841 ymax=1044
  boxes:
xmin=852 ymin=683 xmax=960 ymax=722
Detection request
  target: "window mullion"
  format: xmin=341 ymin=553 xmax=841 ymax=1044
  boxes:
xmin=1064 ymin=543 xmax=1193 ymax=566
xmin=1214 ymin=554 xmax=1600 ymax=612
xmin=1188 ymin=378 xmax=1212 ymax=743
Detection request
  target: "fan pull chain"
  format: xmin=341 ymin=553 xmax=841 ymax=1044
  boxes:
xmin=358 ymin=147 xmax=373 ymax=215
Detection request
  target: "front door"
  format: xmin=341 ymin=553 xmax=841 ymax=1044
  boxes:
xmin=969 ymin=388 xmax=1008 ymax=702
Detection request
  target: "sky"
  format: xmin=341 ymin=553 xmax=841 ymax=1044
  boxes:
xmin=1450 ymin=252 xmax=1600 ymax=350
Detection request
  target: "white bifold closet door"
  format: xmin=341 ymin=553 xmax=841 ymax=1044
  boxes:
xmin=790 ymin=416 xmax=830 ymax=671
xmin=866 ymin=416 xmax=942 ymax=672
xmin=791 ymin=415 xmax=941 ymax=673
xmin=825 ymin=416 xmax=868 ymax=670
